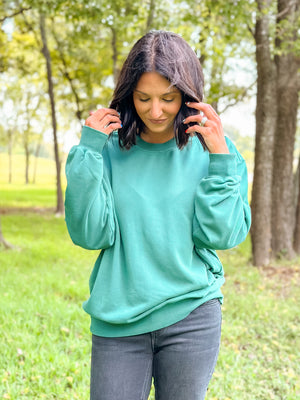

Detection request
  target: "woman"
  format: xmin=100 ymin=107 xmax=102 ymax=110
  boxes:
xmin=65 ymin=30 xmax=251 ymax=400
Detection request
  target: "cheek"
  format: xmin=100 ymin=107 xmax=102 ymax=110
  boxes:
xmin=169 ymin=101 xmax=182 ymax=117
xmin=133 ymin=99 xmax=146 ymax=118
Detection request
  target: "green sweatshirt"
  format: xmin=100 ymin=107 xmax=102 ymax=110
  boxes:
xmin=65 ymin=126 xmax=251 ymax=337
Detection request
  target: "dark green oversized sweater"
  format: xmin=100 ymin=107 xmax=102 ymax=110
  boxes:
xmin=65 ymin=126 xmax=251 ymax=337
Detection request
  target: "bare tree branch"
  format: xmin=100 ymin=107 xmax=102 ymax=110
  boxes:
xmin=247 ymin=23 xmax=255 ymax=39
xmin=219 ymin=79 xmax=257 ymax=114
xmin=0 ymin=6 xmax=31 ymax=23
xmin=51 ymin=21 xmax=83 ymax=123
xmin=19 ymin=7 xmax=41 ymax=48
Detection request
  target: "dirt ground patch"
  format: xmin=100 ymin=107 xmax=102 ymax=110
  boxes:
xmin=0 ymin=207 xmax=55 ymax=215
xmin=258 ymin=264 xmax=300 ymax=297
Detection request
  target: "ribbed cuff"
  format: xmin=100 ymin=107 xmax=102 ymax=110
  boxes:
xmin=208 ymin=153 xmax=237 ymax=176
xmin=79 ymin=125 xmax=108 ymax=152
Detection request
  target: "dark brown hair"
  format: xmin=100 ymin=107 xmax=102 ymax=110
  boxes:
xmin=110 ymin=30 xmax=206 ymax=149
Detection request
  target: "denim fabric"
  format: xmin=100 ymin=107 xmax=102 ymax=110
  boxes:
xmin=90 ymin=299 xmax=222 ymax=400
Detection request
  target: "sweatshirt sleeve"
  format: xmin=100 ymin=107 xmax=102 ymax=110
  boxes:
xmin=64 ymin=126 xmax=117 ymax=250
xmin=192 ymin=138 xmax=251 ymax=250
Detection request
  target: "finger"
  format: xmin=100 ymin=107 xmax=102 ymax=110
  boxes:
xmin=85 ymin=117 xmax=122 ymax=133
xmin=102 ymin=122 xmax=122 ymax=134
xmin=186 ymin=102 xmax=220 ymax=122
xmin=85 ymin=108 xmax=121 ymax=131
xmin=183 ymin=114 xmax=209 ymax=126
xmin=101 ymin=114 xmax=122 ymax=127
xmin=198 ymin=103 xmax=220 ymax=121
xmin=185 ymin=125 xmax=210 ymax=136
xmin=93 ymin=108 xmax=120 ymax=119
xmin=185 ymin=117 xmax=215 ymax=135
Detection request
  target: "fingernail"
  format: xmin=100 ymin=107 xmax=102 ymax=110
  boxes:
xmin=182 ymin=119 xmax=186 ymax=123
xmin=185 ymin=102 xmax=190 ymax=105
xmin=120 ymin=124 xmax=123 ymax=127
xmin=185 ymin=129 xmax=188 ymax=133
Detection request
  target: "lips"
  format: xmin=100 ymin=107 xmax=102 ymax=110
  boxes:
xmin=149 ymin=119 xmax=167 ymax=124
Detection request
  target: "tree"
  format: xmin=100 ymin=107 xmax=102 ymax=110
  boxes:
xmin=251 ymin=0 xmax=277 ymax=266
xmin=251 ymin=0 xmax=300 ymax=265
xmin=294 ymin=154 xmax=300 ymax=253
xmin=39 ymin=12 xmax=64 ymax=214
xmin=177 ymin=0 xmax=256 ymax=113
xmin=0 ymin=81 xmax=21 ymax=184
xmin=271 ymin=0 xmax=299 ymax=258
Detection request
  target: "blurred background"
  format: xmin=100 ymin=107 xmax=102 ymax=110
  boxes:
xmin=0 ymin=1 xmax=299 ymax=399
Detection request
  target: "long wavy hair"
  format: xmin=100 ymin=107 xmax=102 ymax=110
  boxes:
xmin=110 ymin=30 xmax=206 ymax=150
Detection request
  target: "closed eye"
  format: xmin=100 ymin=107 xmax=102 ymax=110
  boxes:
xmin=137 ymin=97 xmax=175 ymax=103
xmin=162 ymin=98 xmax=175 ymax=102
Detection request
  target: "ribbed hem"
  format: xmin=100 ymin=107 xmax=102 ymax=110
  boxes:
xmin=86 ymin=285 xmax=224 ymax=337
xmin=209 ymin=154 xmax=237 ymax=176
xmin=80 ymin=125 xmax=109 ymax=152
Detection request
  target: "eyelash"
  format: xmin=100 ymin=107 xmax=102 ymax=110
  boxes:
xmin=139 ymin=98 xmax=174 ymax=103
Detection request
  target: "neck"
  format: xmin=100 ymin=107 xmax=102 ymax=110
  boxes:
xmin=140 ymin=130 xmax=174 ymax=144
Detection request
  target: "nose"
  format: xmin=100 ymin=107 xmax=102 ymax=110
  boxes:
xmin=149 ymin=100 xmax=163 ymax=118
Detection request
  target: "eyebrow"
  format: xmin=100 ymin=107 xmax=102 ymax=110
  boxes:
xmin=134 ymin=89 xmax=179 ymax=96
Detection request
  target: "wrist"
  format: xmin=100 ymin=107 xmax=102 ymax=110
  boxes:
xmin=209 ymin=146 xmax=230 ymax=154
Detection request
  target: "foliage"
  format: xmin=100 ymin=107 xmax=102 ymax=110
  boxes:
xmin=175 ymin=0 xmax=257 ymax=109
xmin=0 ymin=76 xmax=49 ymax=161
xmin=0 ymin=0 xmax=258 ymax=141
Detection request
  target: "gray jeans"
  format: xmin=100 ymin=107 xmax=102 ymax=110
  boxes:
xmin=90 ymin=298 xmax=222 ymax=400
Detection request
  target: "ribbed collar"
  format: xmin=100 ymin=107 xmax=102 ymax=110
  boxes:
xmin=136 ymin=135 xmax=177 ymax=152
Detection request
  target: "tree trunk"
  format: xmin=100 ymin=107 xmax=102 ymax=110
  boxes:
xmin=8 ymin=129 xmax=12 ymax=184
xmin=32 ymin=140 xmax=42 ymax=184
xmin=271 ymin=0 xmax=299 ymax=258
xmin=0 ymin=216 xmax=14 ymax=249
xmin=25 ymin=142 xmax=30 ymax=184
xmin=251 ymin=0 xmax=277 ymax=266
xmin=294 ymin=156 xmax=300 ymax=253
xmin=146 ymin=0 xmax=155 ymax=31
xmin=39 ymin=13 xmax=64 ymax=215
xmin=52 ymin=26 xmax=83 ymax=123
xmin=111 ymin=27 xmax=119 ymax=86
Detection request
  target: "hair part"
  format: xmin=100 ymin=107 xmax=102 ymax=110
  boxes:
xmin=110 ymin=30 xmax=206 ymax=150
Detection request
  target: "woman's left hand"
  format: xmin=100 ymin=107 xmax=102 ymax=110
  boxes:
xmin=184 ymin=102 xmax=229 ymax=154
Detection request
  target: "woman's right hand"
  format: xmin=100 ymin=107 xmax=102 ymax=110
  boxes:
xmin=85 ymin=108 xmax=122 ymax=135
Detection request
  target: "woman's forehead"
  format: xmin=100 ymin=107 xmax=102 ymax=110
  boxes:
xmin=134 ymin=72 xmax=180 ymax=95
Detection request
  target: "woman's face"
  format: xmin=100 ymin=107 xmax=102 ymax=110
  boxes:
xmin=133 ymin=72 xmax=182 ymax=143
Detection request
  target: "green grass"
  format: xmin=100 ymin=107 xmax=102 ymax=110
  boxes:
xmin=212 ymin=245 xmax=300 ymax=400
xmin=0 ymin=185 xmax=57 ymax=209
xmin=1 ymin=186 xmax=300 ymax=399
xmin=0 ymin=153 xmax=66 ymax=210
xmin=0 ymin=213 xmax=96 ymax=400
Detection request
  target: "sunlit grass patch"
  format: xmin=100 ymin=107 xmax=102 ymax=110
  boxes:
xmin=0 ymin=184 xmax=57 ymax=209
xmin=0 ymin=153 xmax=66 ymax=210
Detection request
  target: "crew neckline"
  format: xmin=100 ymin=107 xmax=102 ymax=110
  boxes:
xmin=136 ymin=135 xmax=177 ymax=151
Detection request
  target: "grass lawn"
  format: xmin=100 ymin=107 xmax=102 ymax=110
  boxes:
xmin=0 ymin=186 xmax=300 ymax=399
